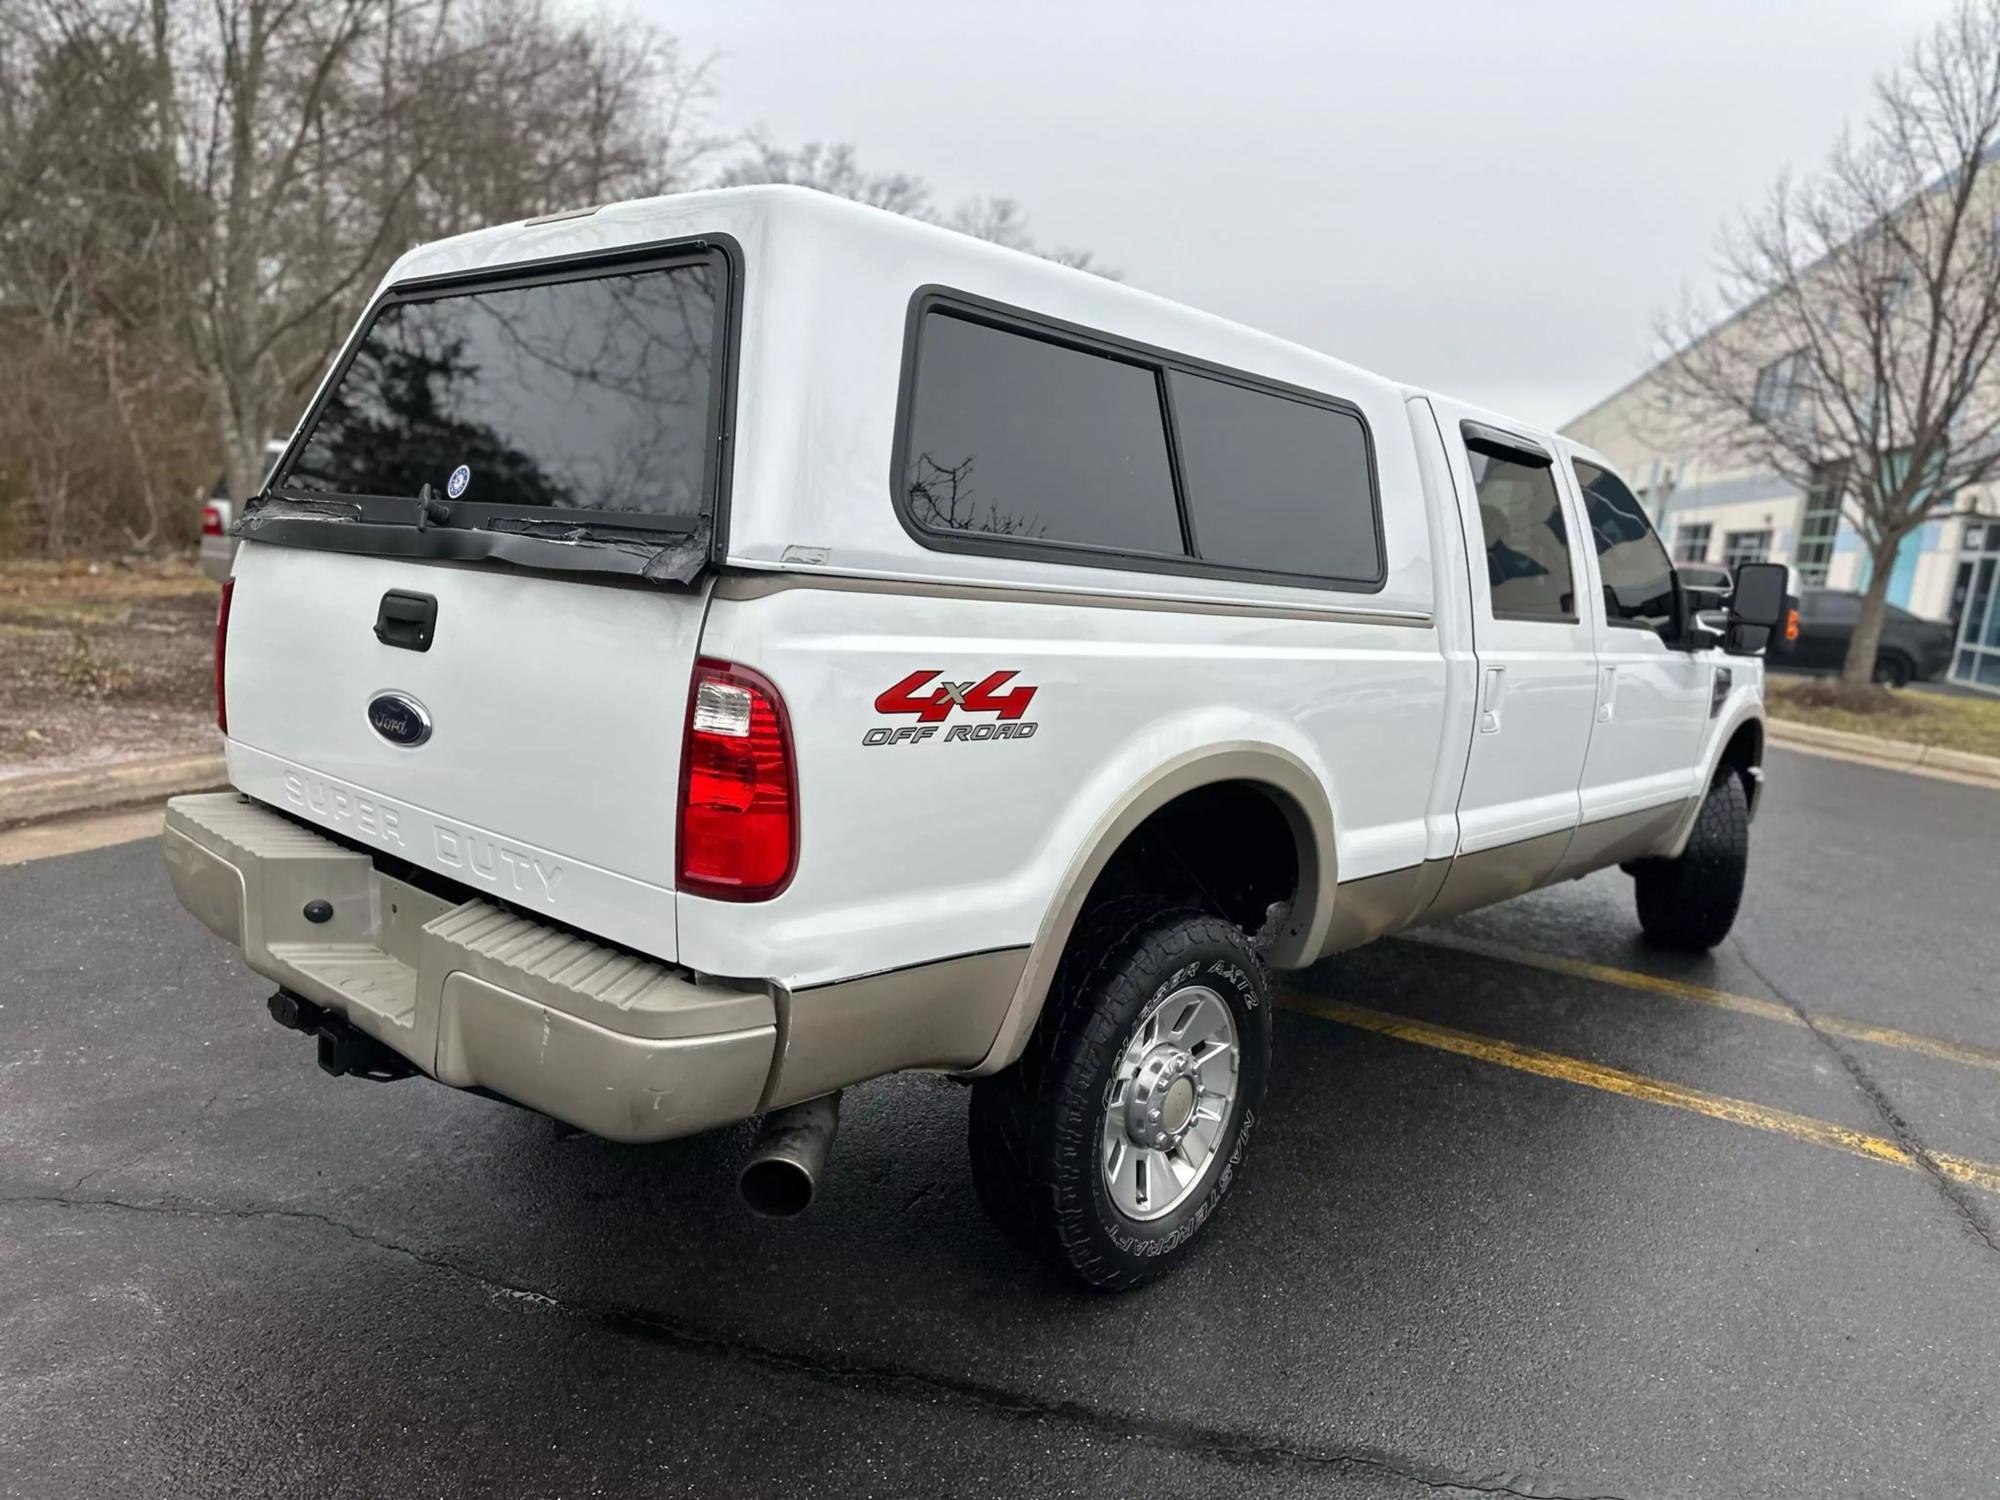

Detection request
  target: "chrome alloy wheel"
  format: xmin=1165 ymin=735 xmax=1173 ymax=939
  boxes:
xmin=1100 ymin=984 xmax=1240 ymax=1221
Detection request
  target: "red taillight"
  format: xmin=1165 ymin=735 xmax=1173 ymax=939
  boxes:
xmin=214 ymin=577 xmax=234 ymax=734
xmin=677 ymin=658 xmax=797 ymax=901
xmin=201 ymin=502 xmax=225 ymax=537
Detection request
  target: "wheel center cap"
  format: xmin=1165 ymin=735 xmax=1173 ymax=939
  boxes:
xmin=1124 ymin=1046 xmax=1199 ymax=1150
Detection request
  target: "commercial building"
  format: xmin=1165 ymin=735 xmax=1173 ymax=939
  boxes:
xmin=1564 ymin=373 xmax=2000 ymax=692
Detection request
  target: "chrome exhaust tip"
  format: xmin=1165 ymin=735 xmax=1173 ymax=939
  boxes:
xmin=738 ymin=1092 xmax=841 ymax=1218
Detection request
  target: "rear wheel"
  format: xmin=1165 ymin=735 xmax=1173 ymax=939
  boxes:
xmin=1872 ymin=652 xmax=1913 ymax=688
xmin=967 ymin=906 xmax=1270 ymax=1291
xmin=1632 ymin=771 xmax=1750 ymax=951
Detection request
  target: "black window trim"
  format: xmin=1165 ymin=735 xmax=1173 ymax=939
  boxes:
xmin=253 ymin=232 xmax=744 ymax=571
xmin=889 ymin=285 xmax=1388 ymax=595
xmin=1459 ymin=419 xmax=1578 ymax=625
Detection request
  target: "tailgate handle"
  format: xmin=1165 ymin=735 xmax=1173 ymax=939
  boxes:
xmin=374 ymin=590 xmax=437 ymax=653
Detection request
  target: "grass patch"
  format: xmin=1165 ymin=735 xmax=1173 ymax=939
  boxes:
xmin=1767 ymin=675 xmax=2000 ymax=759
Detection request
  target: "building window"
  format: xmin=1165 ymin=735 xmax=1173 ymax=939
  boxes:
xmin=1673 ymin=521 xmax=1713 ymax=563
xmin=1751 ymin=351 xmax=1809 ymax=422
xmin=1723 ymin=529 xmax=1773 ymax=568
xmin=1795 ymin=460 xmax=1847 ymax=586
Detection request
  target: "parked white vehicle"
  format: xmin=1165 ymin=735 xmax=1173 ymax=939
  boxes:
xmin=197 ymin=439 xmax=286 ymax=583
xmin=163 ymin=187 xmax=1786 ymax=1288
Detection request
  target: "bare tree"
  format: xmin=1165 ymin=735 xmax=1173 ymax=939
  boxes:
xmin=1 ymin=0 xmax=719 ymax=509
xmin=0 ymin=3 xmax=1103 ymax=555
xmin=0 ymin=5 xmax=210 ymax=554
xmin=162 ymin=0 xmax=718 ymax=498
xmin=1657 ymin=0 xmax=2000 ymax=687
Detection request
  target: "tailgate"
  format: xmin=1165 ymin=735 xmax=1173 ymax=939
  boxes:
xmin=222 ymin=540 xmax=706 ymax=960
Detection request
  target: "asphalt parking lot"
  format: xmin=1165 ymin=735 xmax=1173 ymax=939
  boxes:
xmin=4 ymin=745 xmax=1998 ymax=1499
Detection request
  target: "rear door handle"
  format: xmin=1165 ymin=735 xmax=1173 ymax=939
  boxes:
xmin=1478 ymin=666 xmax=1505 ymax=734
xmin=374 ymin=590 xmax=437 ymax=653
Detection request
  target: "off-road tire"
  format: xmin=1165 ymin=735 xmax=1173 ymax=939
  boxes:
xmin=967 ymin=904 xmax=1271 ymax=1291
xmin=1632 ymin=771 xmax=1750 ymax=951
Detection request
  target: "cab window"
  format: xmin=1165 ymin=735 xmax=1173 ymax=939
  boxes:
xmin=1573 ymin=460 xmax=1676 ymax=635
xmin=1465 ymin=442 xmax=1575 ymax=622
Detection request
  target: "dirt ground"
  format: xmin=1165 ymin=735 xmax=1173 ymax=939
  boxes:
xmin=0 ymin=558 xmax=220 ymax=778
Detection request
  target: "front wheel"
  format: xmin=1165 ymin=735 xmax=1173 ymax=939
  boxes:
xmin=967 ymin=907 xmax=1271 ymax=1291
xmin=1632 ymin=771 xmax=1750 ymax=951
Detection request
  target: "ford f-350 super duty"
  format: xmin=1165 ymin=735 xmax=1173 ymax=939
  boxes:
xmin=164 ymin=187 xmax=1788 ymax=1289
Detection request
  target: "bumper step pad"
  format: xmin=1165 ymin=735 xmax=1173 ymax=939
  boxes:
xmin=162 ymin=791 xmax=776 ymax=1142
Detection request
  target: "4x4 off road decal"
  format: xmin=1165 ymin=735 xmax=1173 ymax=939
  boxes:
xmin=864 ymin=670 xmax=1040 ymax=746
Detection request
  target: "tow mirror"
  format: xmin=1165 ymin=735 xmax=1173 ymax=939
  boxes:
xmin=1675 ymin=564 xmax=1729 ymax=651
xmin=1723 ymin=561 xmax=1788 ymax=655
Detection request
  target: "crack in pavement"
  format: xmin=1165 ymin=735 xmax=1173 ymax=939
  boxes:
xmin=1730 ymin=934 xmax=2000 ymax=1260
xmin=0 ymin=1188 xmax=1628 ymax=1500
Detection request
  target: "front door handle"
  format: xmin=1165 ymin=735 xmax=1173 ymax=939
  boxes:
xmin=1597 ymin=665 xmax=1618 ymax=724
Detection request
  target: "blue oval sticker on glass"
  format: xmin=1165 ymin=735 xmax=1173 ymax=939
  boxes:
xmin=367 ymin=693 xmax=432 ymax=747
xmin=446 ymin=464 xmax=470 ymax=499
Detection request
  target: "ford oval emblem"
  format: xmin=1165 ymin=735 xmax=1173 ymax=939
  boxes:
xmin=367 ymin=692 xmax=432 ymax=747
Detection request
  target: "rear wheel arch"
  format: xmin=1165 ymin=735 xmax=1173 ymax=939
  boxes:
xmin=963 ymin=745 xmax=1335 ymax=1077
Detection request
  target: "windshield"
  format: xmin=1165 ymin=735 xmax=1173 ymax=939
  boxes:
xmin=277 ymin=254 xmax=723 ymax=523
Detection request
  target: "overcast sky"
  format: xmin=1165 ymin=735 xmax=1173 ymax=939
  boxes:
xmin=654 ymin=0 xmax=1956 ymax=429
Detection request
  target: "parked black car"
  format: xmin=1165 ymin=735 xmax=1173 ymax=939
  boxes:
xmin=1783 ymin=588 xmax=1955 ymax=687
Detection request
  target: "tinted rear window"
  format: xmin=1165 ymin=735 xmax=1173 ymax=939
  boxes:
xmin=280 ymin=259 xmax=720 ymax=518
xmin=1168 ymin=371 xmax=1380 ymax=581
xmin=1467 ymin=449 xmax=1575 ymax=621
xmin=903 ymin=311 xmax=1183 ymax=553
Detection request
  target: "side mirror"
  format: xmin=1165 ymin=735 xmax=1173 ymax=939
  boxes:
xmin=1673 ymin=564 xmax=1728 ymax=651
xmin=1723 ymin=560 xmax=1788 ymax=655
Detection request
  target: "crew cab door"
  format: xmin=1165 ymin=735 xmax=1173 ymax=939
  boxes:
xmin=1433 ymin=408 xmax=1598 ymax=874
xmin=1565 ymin=456 xmax=1707 ymax=822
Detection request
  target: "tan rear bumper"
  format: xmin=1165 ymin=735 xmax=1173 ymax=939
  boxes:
xmin=162 ymin=792 xmax=775 ymax=1142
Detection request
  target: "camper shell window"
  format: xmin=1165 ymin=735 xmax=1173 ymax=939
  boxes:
xmin=894 ymin=291 xmax=1386 ymax=593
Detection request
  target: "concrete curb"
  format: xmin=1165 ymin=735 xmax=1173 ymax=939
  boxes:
xmin=1766 ymin=717 xmax=2000 ymax=787
xmin=0 ymin=752 xmax=226 ymax=829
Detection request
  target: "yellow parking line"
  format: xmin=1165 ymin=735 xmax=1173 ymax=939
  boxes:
xmin=1409 ymin=931 xmax=2000 ymax=1076
xmin=1280 ymin=992 xmax=2000 ymax=1195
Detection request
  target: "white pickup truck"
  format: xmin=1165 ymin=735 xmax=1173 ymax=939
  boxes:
xmin=164 ymin=187 xmax=1787 ymax=1289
